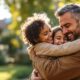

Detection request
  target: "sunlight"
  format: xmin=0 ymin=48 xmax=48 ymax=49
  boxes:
xmin=0 ymin=0 xmax=12 ymax=20
xmin=0 ymin=72 xmax=11 ymax=80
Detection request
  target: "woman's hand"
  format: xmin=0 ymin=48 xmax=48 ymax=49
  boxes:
xmin=31 ymin=69 xmax=42 ymax=80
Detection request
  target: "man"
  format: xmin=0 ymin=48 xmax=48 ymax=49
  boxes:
xmin=56 ymin=4 xmax=80 ymax=40
xmin=31 ymin=4 xmax=80 ymax=80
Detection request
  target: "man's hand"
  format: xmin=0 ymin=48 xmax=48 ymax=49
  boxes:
xmin=31 ymin=69 xmax=42 ymax=80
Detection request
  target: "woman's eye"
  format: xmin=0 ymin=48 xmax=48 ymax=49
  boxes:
xmin=56 ymin=37 xmax=61 ymax=40
xmin=43 ymin=32 xmax=48 ymax=35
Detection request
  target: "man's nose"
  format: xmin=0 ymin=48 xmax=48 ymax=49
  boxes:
xmin=63 ymin=28 xmax=68 ymax=34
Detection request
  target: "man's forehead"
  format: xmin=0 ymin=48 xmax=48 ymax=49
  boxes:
xmin=58 ymin=12 xmax=74 ymax=26
xmin=59 ymin=12 xmax=72 ymax=22
xmin=59 ymin=19 xmax=70 ymax=27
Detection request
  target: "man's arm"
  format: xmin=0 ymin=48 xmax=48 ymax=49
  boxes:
xmin=35 ymin=39 xmax=80 ymax=57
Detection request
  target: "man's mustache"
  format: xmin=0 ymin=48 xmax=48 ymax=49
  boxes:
xmin=64 ymin=32 xmax=74 ymax=41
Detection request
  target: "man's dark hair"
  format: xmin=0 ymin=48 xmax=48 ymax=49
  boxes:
xmin=55 ymin=4 xmax=80 ymax=20
xmin=24 ymin=20 xmax=45 ymax=45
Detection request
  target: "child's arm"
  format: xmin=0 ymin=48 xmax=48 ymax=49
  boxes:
xmin=34 ymin=39 xmax=80 ymax=57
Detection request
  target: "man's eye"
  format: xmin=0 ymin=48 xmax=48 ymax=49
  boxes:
xmin=65 ymin=25 xmax=69 ymax=28
xmin=65 ymin=23 xmax=71 ymax=28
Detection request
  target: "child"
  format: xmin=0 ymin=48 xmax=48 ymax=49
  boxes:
xmin=21 ymin=13 xmax=80 ymax=80
xmin=52 ymin=26 xmax=75 ymax=44
xmin=52 ymin=26 xmax=65 ymax=45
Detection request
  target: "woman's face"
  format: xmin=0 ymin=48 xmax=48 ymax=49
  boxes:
xmin=53 ymin=30 xmax=64 ymax=45
xmin=39 ymin=24 xmax=53 ymax=43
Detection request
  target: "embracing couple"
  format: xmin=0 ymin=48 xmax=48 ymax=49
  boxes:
xmin=21 ymin=4 xmax=80 ymax=80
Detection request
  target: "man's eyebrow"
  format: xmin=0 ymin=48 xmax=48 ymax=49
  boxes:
xmin=62 ymin=23 xmax=71 ymax=27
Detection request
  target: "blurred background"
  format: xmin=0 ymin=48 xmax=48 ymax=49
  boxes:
xmin=0 ymin=0 xmax=80 ymax=80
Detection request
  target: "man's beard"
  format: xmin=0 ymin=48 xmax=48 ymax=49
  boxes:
xmin=74 ymin=22 xmax=80 ymax=39
xmin=65 ymin=32 xmax=79 ymax=41
xmin=65 ymin=32 xmax=75 ymax=41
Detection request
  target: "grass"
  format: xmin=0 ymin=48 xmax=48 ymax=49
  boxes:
xmin=0 ymin=65 xmax=32 ymax=80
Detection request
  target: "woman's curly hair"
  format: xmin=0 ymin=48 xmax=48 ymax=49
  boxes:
xmin=21 ymin=13 xmax=50 ymax=45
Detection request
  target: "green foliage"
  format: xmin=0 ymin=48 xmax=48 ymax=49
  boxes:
xmin=9 ymin=66 xmax=32 ymax=80
xmin=0 ymin=29 xmax=23 ymax=57
xmin=11 ymin=68 xmax=30 ymax=79
xmin=0 ymin=65 xmax=32 ymax=80
xmin=15 ymin=53 xmax=32 ymax=65
xmin=0 ymin=53 xmax=6 ymax=65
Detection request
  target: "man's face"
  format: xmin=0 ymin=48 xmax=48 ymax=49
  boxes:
xmin=59 ymin=12 xmax=78 ymax=40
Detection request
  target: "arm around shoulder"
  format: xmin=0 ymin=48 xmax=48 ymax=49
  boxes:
xmin=35 ymin=39 xmax=80 ymax=57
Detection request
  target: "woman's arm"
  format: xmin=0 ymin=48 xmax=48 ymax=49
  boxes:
xmin=35 ymin=39 xmax=80 ymax=57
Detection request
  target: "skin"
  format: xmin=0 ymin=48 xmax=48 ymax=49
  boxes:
xmin=53 ymin=30 xmax=64 ymax=45
xmin=30 ymin=69 xmax=42 ymax=80
xmin=39 ymin=24 xmax=53 ymax=43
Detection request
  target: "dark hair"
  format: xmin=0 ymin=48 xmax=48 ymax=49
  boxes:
xmin=52 ymin=27 xmax=62 ymax=43
xmin=55 ymin=4 xmax=80 ymax=20
xmin=21 ymin=13 xmax=50 ymax=45
xmin=23 ymin=20 xmax=45 ymax=45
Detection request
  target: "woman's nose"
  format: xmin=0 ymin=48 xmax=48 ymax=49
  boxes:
xmin=61 ymin=39 xmax=64 ymax=43
xmin=49 ymin=31 xmax=52 ymax=36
